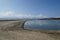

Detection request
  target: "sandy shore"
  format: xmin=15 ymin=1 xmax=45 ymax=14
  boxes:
xmin=0 ymin=20 xmax=60 ymax=40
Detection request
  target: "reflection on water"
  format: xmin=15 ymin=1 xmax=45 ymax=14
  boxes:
xmin=24 ymin=20 xmax=60 ymax=30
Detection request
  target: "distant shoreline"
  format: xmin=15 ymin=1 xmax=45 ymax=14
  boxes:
xmin=0 ymin=18 xmax=60 ymax=21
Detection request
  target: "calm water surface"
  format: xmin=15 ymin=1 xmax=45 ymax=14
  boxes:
xmin=24 ymin=20 xmax=60 ymax=30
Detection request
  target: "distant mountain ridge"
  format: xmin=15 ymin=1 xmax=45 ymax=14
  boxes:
xmin=39 ymin=18 xmax=60 ymax=20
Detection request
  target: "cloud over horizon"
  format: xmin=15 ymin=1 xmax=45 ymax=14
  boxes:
xmin=0 ymin=11 xmax=60 ymax=19
xmin=0 ymin=11 xmax=47 ymax=19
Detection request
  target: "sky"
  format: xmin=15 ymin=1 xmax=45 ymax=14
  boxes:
xmin=0 ymin=0 xmax=60 ymax=19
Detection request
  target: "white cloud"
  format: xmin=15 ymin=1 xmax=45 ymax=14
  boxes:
xmin=0 ymin=11 xmax=47 ymax=19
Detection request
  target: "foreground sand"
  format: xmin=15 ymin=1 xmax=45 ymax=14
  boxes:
xmin=0 ymin=30 xmax=60 ymax=40
xmin=0 ymin=20 xmax=60 ymax=40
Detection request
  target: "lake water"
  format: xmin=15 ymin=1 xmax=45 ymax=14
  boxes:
xmin=24 ymin=20 xmax=60 ymax=30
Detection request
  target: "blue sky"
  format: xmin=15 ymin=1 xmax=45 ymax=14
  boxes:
xmin=0 ymin=0 xmax=60 ymax=18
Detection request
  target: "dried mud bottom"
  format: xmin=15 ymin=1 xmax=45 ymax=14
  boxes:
xmin=0 ymin=20 xmax=25 ymax=30
xmin=0 ymin=30 xmax=60 ymax=40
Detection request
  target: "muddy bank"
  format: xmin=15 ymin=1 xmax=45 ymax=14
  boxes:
xmin=0 ymin=20 xmax=25 ymax=30
xmin=0 ymin=20 xmax=60 ymax=40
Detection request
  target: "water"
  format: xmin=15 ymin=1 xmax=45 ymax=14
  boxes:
xmin=24 ymin=20 xmax=60 ymax=30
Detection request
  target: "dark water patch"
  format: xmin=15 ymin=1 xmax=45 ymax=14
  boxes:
xmin=24 ymin=20 xmax=60 ymax=30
